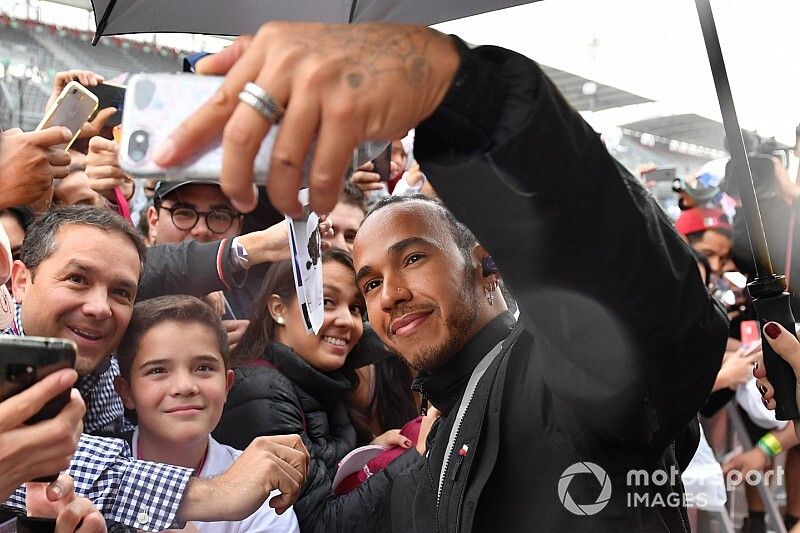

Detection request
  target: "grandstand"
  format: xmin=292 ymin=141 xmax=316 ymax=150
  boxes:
xmin=0 ymin=15 xmax=184 ymax=130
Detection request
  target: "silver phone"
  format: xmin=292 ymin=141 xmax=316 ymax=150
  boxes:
xmin=36 ymin=81 xmax=98 ymax=151
xmin=120 ymin=73 xmax=388 ymax=184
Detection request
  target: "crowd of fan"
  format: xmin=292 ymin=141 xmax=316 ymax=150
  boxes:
xmin=0 ymin=20 xmax=799 ymax=533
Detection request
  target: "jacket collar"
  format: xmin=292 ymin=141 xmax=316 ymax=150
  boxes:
xmin=412 ymin=311 xmax=516 ymax=415
xmin=269 ymin=342 xmax=351 ymax=406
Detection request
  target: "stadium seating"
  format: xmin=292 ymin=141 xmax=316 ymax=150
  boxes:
xmin=0 ymin=15 xmax=184 ymax=130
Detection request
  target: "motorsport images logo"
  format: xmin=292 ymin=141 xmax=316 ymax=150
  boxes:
xmin=558 ymin=462 xmax=612 ymax=516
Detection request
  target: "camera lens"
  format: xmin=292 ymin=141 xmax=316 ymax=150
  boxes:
xmin=128 ymin=130 xmax=149 ymax=163
xmin=7 ymin=364 xmax=35 ymax=386
xmin=71 ymin=88 xmax=77 ymax=95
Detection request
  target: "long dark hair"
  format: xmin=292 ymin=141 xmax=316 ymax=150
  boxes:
xmin=231 ymin=247 xmax=362 ymax=369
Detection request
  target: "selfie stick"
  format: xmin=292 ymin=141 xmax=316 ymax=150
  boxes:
xmin=695 ymin=0 xmax=798 ymax=420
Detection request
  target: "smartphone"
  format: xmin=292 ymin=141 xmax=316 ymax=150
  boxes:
xmin=119 ymin=73 xmax=273 ymax=182
xmin=35 ymin=82 xmax=99 ymax=151
xmin=86 ymin=82 xmax=126 ymax=128
xmin=370 ymin=145 xmax=392 ymax=182
xmin=120 ymin=73 xmax=389 ymax=184
xmin=0 ymin=336 xmax=76 ymax=424
xmin=642 ymin=167 xmax=676 ymax=182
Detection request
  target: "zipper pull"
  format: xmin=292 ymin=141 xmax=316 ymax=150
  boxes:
xmin=451 ymin=444 xmax=469 ymax=482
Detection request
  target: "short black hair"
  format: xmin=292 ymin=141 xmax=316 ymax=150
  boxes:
xmin=21 ymin=205 xmax=146 ymax=277
xmin=363 ymin=194 xmax=478 ymax=266
xmin=341 ymin=182 xmax=367 ymax=213
xmin=686 ymin=227 xmax=733 ymax=245
xmin=117 ymin=294 xmax=229 ymax=381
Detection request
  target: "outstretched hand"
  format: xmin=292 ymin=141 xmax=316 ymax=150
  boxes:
xmin=754 ymin=322 xmax=800 ymax=438
xmin=153 ymin=22 xmax=459 ymax=217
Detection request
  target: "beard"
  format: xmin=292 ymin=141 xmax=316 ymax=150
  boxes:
xmin=407 ymin=277 xmax=481 ymax=373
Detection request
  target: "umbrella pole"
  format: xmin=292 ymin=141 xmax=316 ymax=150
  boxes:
xmin=91 ymin=0 xmax=118 ymax=45
xmin=695 ymin=0 xmax=798 ymax=420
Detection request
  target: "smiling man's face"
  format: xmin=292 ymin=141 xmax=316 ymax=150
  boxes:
xmin=12 ymin=224 xmax=140 ymax=375
xmin=353 ymin=201 xmax=483 ymax=372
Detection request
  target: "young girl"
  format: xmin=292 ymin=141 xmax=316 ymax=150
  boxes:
xmin=213 ymin=248 xmax=418 ymax=532
xmin=114 ymin=295 xmax=299 ymax=533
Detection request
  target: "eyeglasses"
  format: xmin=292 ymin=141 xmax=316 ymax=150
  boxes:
xmin=158 ymin=204 xmax=240 ymax=234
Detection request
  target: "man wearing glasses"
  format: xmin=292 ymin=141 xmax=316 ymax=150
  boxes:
xmin=147 ymin=181 xmax=243 ymax=245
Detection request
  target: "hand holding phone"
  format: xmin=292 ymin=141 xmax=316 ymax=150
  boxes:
xmin=0 ymin=338 xmax=82 ymax=492
xmin=36 ymin=82 xmax=98 ymax=151
xmin=0 ymin=128 xmax=73 ymax=209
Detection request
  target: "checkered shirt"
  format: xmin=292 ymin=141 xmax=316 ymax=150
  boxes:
xmin=5 ymin=434 xmax=192 ymax=531
xmin=2 ymin=303 xmax=133 ymax=434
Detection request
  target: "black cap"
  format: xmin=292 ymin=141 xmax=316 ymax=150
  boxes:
xmin=153 ymin=180 xmax=221 ymax=201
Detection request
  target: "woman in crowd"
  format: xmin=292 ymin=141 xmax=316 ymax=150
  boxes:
xmin=213 ymin=248 xmax=419 ymax=532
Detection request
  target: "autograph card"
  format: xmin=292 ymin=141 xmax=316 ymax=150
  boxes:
xmin=286 ymin=189 xmax=323 ymax=334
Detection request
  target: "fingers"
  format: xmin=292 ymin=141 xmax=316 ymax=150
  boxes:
xmin=308 ymin=112 xmax=358 ymax=215
xmin=266 ymin=71 xmax=321 ymax=217
xmin=756 ymin=376 xmax=776 ymax=408
xmin=0 ymin=369 xmax=77 ymax=430
xmin=55 ymin=497 xmax=105 ymax=533
xmin=195 ymin=35 xmax=255 ymax=75
xmin=30 ymin=127 xmax=73 ymax=148
xmin=763 ymin=322 xmax=800 ymax=374
xmin=153 ymin=35 xmax=263 ymax=192
xmin=2 ymin=127 xmax=23 ymax=137
xmin=47 ymin=474 xmax=75 ymax=503
xmin=48 ymin=148 xmax=72 ymax=167
xmin=754 ymin=353 xmax=765 ymax=378
xmin=350 ymin=170 xmax=384 ymax=192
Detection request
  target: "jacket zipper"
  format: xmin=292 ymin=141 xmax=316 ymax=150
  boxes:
xmin=454 ymin=389 xmax=492 ymax=531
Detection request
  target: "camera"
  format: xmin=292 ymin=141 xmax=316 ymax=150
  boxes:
xmin=128 ymin=129 xmax=149 ymax=163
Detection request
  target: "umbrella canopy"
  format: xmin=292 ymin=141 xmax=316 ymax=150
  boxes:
xmin=90 ymin=0 xmax=537 ymax=43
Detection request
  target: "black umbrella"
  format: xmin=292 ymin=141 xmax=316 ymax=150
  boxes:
xmin=695 ymin=0 xmax=798 ymax=420
xmin=90 ymin=0 xmax=536 ymax=45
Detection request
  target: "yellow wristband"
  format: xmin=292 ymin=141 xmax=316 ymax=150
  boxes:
xmin=759 ymin=432 xmax=783 ymax=456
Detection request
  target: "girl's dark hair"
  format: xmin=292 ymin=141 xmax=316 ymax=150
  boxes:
xmin=117 ymin=294 xmax=229 ymax=381
xmin=371 ymin=357 xmax=418 ymax=434
xmin=231 ymin=247 xmax=361 ymax=367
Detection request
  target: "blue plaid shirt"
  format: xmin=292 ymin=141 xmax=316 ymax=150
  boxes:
xmin=2 ymin=303 xmax=193 ymax=530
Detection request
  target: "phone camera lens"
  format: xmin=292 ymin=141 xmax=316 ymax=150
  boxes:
xmin=7 ymin=364 xmax=35 ymax=386
xmin=128 ymin=130 xmax=149 ymax=163
xmin=71 ymin=88 xmax=77 ymax=95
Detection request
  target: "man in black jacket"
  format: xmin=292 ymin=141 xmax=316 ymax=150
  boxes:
xmin=156 ymin=21 xmax=728 ymax=532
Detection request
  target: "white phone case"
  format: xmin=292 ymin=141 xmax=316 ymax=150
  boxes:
xmin=119 ymin=73 xmax=275 ymax=183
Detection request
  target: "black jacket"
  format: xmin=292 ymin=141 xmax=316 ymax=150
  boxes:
xmin=389 ymin=38 xmax=728 ymax=532
xmin=213 ymin=343 xmax=417 ymax=532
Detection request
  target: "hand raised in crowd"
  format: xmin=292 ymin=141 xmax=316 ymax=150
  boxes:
xmin=349 ymin=161 xmax=385 ymax=193
xmin=721 ymin=447 xmax=768 ymax=480
xmin=85 ymin=136 xmax=134 ymax=202
xmin=45 ymin=70 xmax=117 ymax=141
xmin=236 ymin=216 xmax=333 ymax=266
xmin=223 ymin=319 xmax=250 ymax=352
xmin=755 ymin=322 xmax=800 ymax=437
xmin=0 ymin=127 xmax=73 ymax=208
xmin=178 ymin=434 xmax=309 ymax=521
xmin=154 ymin=22 xmax=459 ymax=216
xmin=25 ymin=474 xmax=106 ymax=533
xmin=0 ymin=368 xmax=85 ymax=500
xmin=714 ymin=347 xmax=760 ymax=391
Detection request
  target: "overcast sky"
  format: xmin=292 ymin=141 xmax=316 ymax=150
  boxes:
xmin=3 ymin=0 xmax=797 ymax=144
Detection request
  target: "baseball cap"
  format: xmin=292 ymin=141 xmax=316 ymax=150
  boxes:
xmin=0 ymin=225 xmax=14 ymax=329
xmin=153 ymin=180 xmax=222 ymax=201
xmin=675 ymin=206 xmax=732 ymax=236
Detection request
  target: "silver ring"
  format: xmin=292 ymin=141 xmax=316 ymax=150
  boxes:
xmin=238 ymin=82 xmax=285 ymax=124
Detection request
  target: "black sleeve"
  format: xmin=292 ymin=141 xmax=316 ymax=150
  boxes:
xmin=137 ymin=238 xmax=247 ymax=301
xmin=294 ymin=448 xmax=420 ymax=533
xmin=415 ymin=38 xmax=728 ymax=453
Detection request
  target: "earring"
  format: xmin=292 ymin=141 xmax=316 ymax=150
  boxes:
xmin=484 ymin=281 xmax=497 ymax=306
xmin=276 ymin=316 xmax=285 ymax=325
